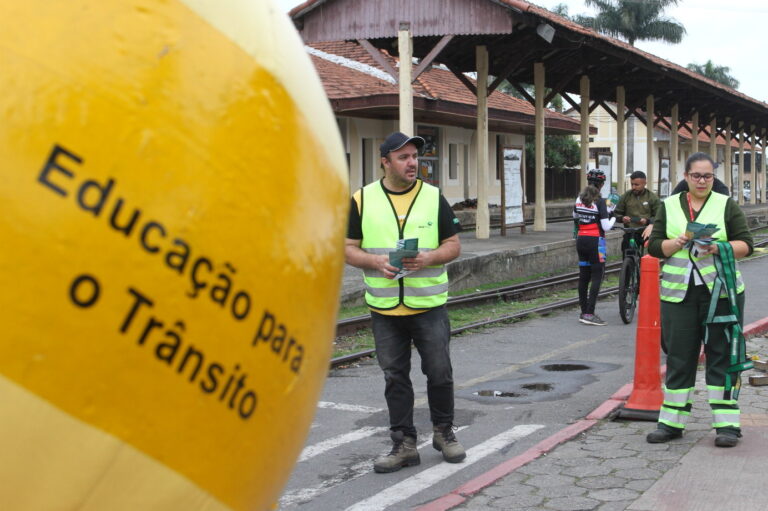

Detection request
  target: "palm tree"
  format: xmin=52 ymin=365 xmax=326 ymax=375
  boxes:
xmin=573 ymin=1 xmax=686 ymax=177
xmin=687 ymin=60 xmax=740 ymax=89
xmin=574 ymin=0 xmax=686 ymax=47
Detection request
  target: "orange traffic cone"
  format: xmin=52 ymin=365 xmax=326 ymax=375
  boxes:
xmin=615 ymin=255 xmax=664 ymax=421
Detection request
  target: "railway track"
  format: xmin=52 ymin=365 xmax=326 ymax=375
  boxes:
xmin=331 ymin=226 xmax=768 ymax=368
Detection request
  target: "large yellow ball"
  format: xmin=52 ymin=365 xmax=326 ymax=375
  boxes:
xmin=0 ymin=1 xmax=347 ymax=509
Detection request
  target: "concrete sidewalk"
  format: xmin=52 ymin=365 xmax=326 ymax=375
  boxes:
xmin=418 ymin=319 xmax=768 ymax=511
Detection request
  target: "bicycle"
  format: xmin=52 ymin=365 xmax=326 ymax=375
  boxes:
xmin=617 ymin=226 xmax=647 ymax=324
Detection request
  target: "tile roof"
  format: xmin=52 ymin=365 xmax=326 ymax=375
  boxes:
xmin=308 ymin=40 xmax=584 ymax=134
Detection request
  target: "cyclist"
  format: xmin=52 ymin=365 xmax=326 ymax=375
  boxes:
xmin=614 ymin=171 xmax=660 ymax=256
xmin=573 ymin=169 xmax=615 ymax=326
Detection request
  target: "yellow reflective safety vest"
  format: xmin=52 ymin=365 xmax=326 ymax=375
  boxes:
xmin=360 ymin=180 xmax=448 ymax=310
xmin=660 ymin=192 xmax=745 ymax=302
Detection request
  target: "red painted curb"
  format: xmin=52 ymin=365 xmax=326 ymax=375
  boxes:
xmin=414 ymin=420 xmax=596 ymax=511
xmin=416 ymin=493 xmax=466 ymax=511
xmin=745 ymin=317 xmax=768 ymax=337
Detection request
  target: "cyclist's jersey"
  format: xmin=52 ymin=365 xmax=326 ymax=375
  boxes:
xmin=573 ymin=196 xmax=610 ymax=237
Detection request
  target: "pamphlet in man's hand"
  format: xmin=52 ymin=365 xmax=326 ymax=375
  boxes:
xmin=389 ymin=238 xmax=419 ymax=279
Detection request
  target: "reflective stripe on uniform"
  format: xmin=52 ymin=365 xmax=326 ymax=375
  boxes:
xmin=707 ymin=385 xmax=738 ymax=405
xmin=712 ymin=409 xmax=740 ymax=429
xmin=659 ymin=407 xmax=690 ymax=429
xmin=662 ymin=386 xmax=693 ymax=406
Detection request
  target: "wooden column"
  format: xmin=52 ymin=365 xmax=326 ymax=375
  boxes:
xmin=724 ymin=119 xmax=732 ymax=191
xmin=709 ymin=117 xmax=717 ymax=161
xmin=475 ymin=45 xmax=489 ymax=239
xmin=691 ymin=111 xmax=699 ymax=154
xmin=750 ymin=125 xmax=757 ymax=204
xmin=646 ymin=95 xmax=655 ymax=192
xmin=397 ymin=22 xmax=413 ymax=135
xmin=616 ymin=85 xmax=626 ymax=194
xmin=738 ymin=124 xmax=745 ymax=205
xmin=580 ymin=75 xmax=590 ymax=189
xmin=534 ymin=62 xmax=546 ymax=231
xmin=670 ymin=103 xmax=679 ymax=183
xmin=761 ymin=128 xmax=767 ymax=204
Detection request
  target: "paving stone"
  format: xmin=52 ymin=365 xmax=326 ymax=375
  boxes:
xmin=517 ymin=460 xmax=567 ymax=476
xmin=482 ymin=482 xmax=536 ymax=498
xmin=596 ymin=500 xmax=635 ymax=511
xmin=600 ymin=457 xmax=648 ymax=470
xmin=576 ymin=475 xmax=628 ymax=489
xmin=580 ymin=441 xmax=629 ymax=452
xmin=596 ymin=448 xmax=637 ymax=459
xmin=625 ymin=478 xmax=656 ymax=492
xmin=561 ymin=463 xmax=612 ymax=477
xmin=647 ymin=460 xmax=679 ymax=472
xmin=458 ymin=494 xmax=494 ymax=510
xmin=525 ymin=474 xmax=577 ymax=489
xmin=532 ymin=484 xmax=587 ymax=498
xmin=553 ymin=456 xmax=601 ymax=468
xmin=543 ymin=496 xmax=600 ymax=511
xmin=637 ymin=449 xmax=681 ymax=461
xmin=490 ymin=493 xmax=545 ymax=509
xmin=587 ymin=488 xmax=640 ymax=501
xmin=614 ymin=467 xmax=662 ymax=480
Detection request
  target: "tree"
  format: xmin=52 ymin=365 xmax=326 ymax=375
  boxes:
xmin=574 ymin=0 xmax=686 ymax=47
xmin=687 ymin=60 xmax=740 ymax=89
xmin=573 ymin=1 xmax=686 ymax=176
xmin=525 ymin=135 xmax=581 ymax=172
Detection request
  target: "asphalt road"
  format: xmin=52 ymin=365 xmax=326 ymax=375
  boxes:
xmin=278 ymin=253 xmax=768 ymax=511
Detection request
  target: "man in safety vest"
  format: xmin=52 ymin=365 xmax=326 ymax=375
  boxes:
xmin=645 ymin=152 xmax=753 ymax=448
xmin=345 ymin=131 xmax=465 ymax=473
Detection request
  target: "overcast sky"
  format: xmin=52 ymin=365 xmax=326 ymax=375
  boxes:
xmin=277 ymin=0 xmax=768 ymax=104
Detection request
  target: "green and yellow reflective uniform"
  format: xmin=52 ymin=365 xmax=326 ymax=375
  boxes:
xmin=648 ymin=191 xmax=753 ymax=434
xmin=347 ymin=179 xmax=461 ymax=315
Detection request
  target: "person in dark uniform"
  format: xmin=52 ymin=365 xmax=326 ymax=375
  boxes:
xmin=614 ymin=170 xmax=660 ymax=254
xmin=646 ymin=152 xmax=752 ymax=448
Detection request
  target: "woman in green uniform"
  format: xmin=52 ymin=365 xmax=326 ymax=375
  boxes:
xmin=645 ymin=152 xmax=753 ymax=448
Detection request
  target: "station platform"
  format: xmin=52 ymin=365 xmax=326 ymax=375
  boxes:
xmin=418 ymin=319 xmax=768 ymax=511
xmin=340 ymin=203 xmax=768 ymax=307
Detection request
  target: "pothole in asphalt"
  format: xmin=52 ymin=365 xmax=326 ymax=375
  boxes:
xmin=522 ymin=383 xmax=553 ymax=391
xmin=474 ymin=390 xmax=524 ymax=398
xmin=541 ymin=363 xmax=590 ymax=372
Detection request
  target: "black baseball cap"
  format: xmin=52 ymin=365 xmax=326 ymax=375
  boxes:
xmin=379 ymin=132 xmax=425 ymax=157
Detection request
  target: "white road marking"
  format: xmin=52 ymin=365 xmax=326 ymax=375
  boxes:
xmin=343 ymin=424 xmax=545 ymax=511
xmin=317 ymin=401 xmax=384 ymax=413
xmin=299 ymin=427 xmax=388 ymax=462
xmin=280 ymin=427 xmax=469 ymax=508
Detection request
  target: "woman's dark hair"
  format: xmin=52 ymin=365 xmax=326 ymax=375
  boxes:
xmin=685 ymin=152 xmax=716 ymax=172
xmin=579 ymin=184 xmax=601 ymax=207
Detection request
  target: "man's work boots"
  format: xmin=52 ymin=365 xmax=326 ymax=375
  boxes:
xmin=373 ymin=431 xmax=420 ymax=473
xmin=432 ymin=424 xmax=466 ymax=463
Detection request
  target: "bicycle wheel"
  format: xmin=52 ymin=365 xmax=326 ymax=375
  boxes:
xmin=618 ymin=256 xmax=638 ymax=324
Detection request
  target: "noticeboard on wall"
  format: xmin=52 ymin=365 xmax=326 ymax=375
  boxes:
xmin=659 ymin=157 xmax=670 ymax=197
xmin=501 ymin=147 xmax=524 ymax=227
xmin=596 ymin=152 xmax=612 ymax=198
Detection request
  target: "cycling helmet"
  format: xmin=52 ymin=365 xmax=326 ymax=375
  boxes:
xmin=586 ymin=169 xmax=606 ymax=187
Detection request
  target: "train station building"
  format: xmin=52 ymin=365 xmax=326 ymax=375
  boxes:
xmin=290 ymin=0 xmax=768 ymax=237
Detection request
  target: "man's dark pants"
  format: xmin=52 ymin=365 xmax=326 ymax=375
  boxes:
xmin=370 ymin=306 xmax=454 ymax=438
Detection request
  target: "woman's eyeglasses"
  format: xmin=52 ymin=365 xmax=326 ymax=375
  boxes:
xmin=688 ymin=173 xmax=715 ymax=182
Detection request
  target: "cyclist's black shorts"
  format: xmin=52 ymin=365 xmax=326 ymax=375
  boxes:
xmin=577 ymin=235 xmax=605 ymax=265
